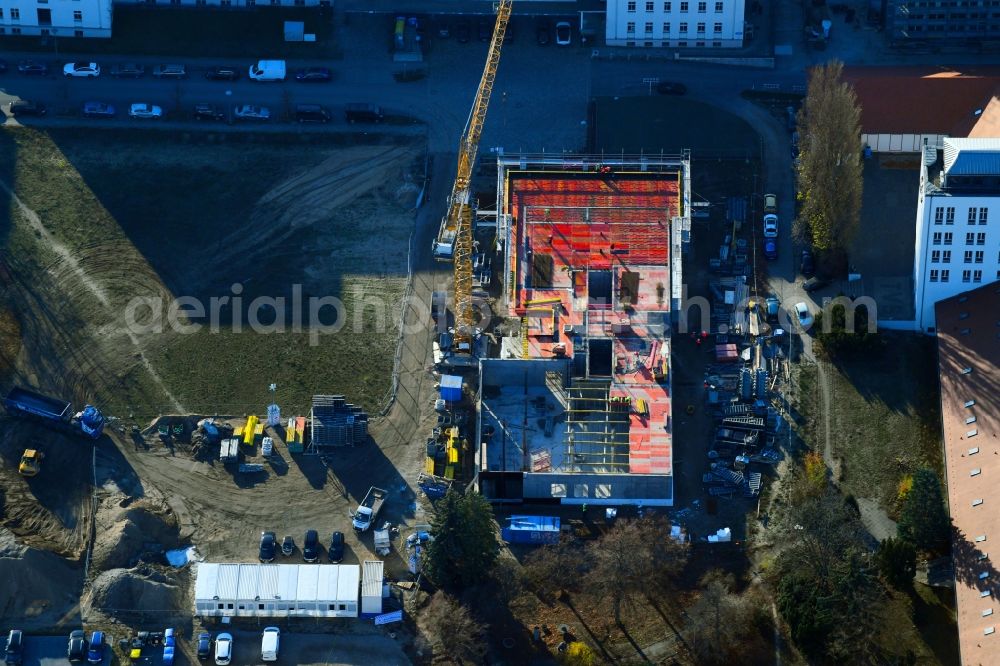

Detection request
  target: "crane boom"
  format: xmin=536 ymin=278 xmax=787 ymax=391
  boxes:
xmin=434 ymin=0 xmax=512 ymax=347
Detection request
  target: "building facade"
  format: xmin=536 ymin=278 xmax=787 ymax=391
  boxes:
xmin=0 ymin=0 xmax=112 ymax=38
xmin=914 ymin=138 xmax=1000 ymax=333
xmin=884 ymin=0 xmax=1000 ymax=46
xmin=605 ymin=0 xmax=745 ymax=48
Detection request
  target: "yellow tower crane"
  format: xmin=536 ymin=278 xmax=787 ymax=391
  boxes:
xmin=432 ymin=0 xmax=512 ymax=347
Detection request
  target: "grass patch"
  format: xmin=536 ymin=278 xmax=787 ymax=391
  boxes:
xmin=3 ymin=6 xmax=339 ymax=58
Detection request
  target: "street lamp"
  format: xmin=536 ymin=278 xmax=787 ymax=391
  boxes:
xmin=225 ymin=89 xmax=232 ymax=124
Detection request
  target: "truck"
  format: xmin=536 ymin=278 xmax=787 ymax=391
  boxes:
xmin=352 ymin=486 xmax=387 ymax=532
xmin=248 ymin=60 xmax=286 ymax=81
xmin=3 ymin=386 xmax=104 ymax=439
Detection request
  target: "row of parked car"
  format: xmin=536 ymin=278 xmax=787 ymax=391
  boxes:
xmin=3 ymin=628 xmax=106 ymax=665
xmin=259 ymin=529 xmax=345 ymax=564
xmin=0 ymin=59 xmax=333 ymax=82
xmin=434 ymin=17 xmax=573 ymax=45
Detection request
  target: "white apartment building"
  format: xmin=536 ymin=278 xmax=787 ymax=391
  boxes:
xmin=606 ymin=0 xmax=745 ymax=48
xmin=914 ymin=137 xmax=1000 ymax=333
xmin=0 ymin=0 xmax=112 ymax=38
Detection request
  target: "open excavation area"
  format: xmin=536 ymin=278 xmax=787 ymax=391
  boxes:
xmin=0 ymin=126 xmax=432 ymax=636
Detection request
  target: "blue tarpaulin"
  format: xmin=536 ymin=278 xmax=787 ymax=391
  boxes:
xmin=501 ymin=515 xmax=561 ymax=545
xmin=440 ymin=375 xmax=462 ymax=402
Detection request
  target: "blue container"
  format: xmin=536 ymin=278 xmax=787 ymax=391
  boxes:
xmin=440 ymin=375 xmax=463 ymax=403
xmin=501 ymin=516 xmax=561 ymax=545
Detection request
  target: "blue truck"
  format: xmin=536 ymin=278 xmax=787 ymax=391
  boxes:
xmin=3 ymin=386 xmax=105 ymax=439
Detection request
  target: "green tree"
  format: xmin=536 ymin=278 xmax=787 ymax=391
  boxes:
xmin=795 ymin=60 xmax=863 ymax=260
xmin=424 ymin=489 xmax=499 ymax=589
xmin=897 ymin=468 xmax=950 ymax=553
xmin=876 ymin=537 xmax=917 ymax=589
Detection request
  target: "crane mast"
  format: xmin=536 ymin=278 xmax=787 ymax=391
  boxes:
xmin=438 ymin=0 xmax=512 ymax=347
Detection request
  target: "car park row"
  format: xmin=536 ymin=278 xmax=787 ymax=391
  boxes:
xmin=259 ymin=529 xmax=345 ymax=564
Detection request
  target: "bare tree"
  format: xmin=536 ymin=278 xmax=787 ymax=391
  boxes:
xmin=684 ymin=573 xmax=769 ymax=665
xmin=522 ymin=537 xmax=590 ymax=600
xmin=796 ymin=60 xmax=863 ymax=263
xmin=418 ymin=590 xmax=487 ymax=664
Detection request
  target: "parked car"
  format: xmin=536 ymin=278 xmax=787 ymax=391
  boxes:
xmin=214 ymin=633 xmax=232 ymax=666
xmin=555 ymin=21 xmax=572 ymax=45
xmin=17 ymin=60 xmax=48 ymax=75
xmin=196 ymin=633 xmax=211 ymax=661
xmin=109 ymin=63 xmax=145 ymax=78
xmin=765 ymin=295 xmax=780 ymax=320
xmin=803 ymin=276 xmax=829 ymax=292
xmin=280 ymin=534 xmax=294 ymax=556
xmin=86 ymin=631 xmax=105 ymax=665
xmin=82 ymin=102 xmax=115 ymax=118
xmin=9 ymin=100 xmax=46 ymax=117
xmin=63 ymin=62 xmax=100 ymax=78
xmin=800 ymin=249 xmax=815 ymax=277
xmin=328 ymin=531 xmax=345 ymax=563
xmin=259 ymin=531 xmax=277 ymax=562
xmin=656 ymin=81 xmax=687 ymax=95
xmin=128 ymin=103 xmax=163 ymax=119
xmin=68 ymin=630 xmax=87 ymax=663
xmin=455 ymin=21 xmax=471 ymax=43
xmin=303 ymin=529 xmax=320 ymax=562
xmin=794 ymin=302 xmax=813 ymax=329
xmin=763 ymin=213 xmax=778 ymax=238
xmin=234 ymin=105 xmax=271 ymax=121
xmin=763 ymin=192 xmax=777 ymax=212
xmin=152 ymin=64 xmax=187 ymax=79
xmin=536 ymin=21 xmax=551 ymax=45
xmin=5 ymin=630 xmax=23 ymax=666
xmin=205 ymin=65 xmax=240 ymax=81
xmin=345 ymin=103 xmax=384 ymax=123
xmin=294 ymin=67 xmax=332 ymax=82
xmin=763 ymin=237 xmax=778 ymax=260
xmin=294 ymin=104 xmax=331 ymax=123
xmin=193 ymin=103 xmax=226 ymax=121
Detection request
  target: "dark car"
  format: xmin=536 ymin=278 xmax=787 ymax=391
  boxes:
xmin=259 ymin=531 xmax=277 ymax=563
xmin=803 ymin=276 xmax=829 ymax=292
xmin=303 ymin=529 xmax=320 ymax=562
xmin=205 ymin=65 xmax=240 ymax=81
xmin=68 ymin=630 xmax=87 ymax=663
xmin=17 ymin=60 xmax=48 ymax=75
xmin=152 ymin=64 xmax=187 ymax=79
xmin=9 ymin=100 xmax=46 ymax=117
xmin=82 ymin=101 xmax=116 ymax=118
xmin=86 ymin=632 xmax=104 ymax=665
xmin=763 ymin=237 xmax=778 ymax=260
xmin=536 ymin=21 xmax=551 ymax=45
xmin=800 ymin=249 xmax=815 ymax=277
xmin=5 ymin=630 xmax=23 ymax=666
xmin=656 ymin=81 xmax=688 ymax=95
xmin=281 ymin=535 xmax=294 ymax=556
xmin=195 ymin=633 xmax=211 ymax=661
xmin=193 ymin=103 xmax=226 ymax=121
xmin=328 ymin=531 xmax=345 ymax=563
xmin=455 ymin=21 xmax=471 ymax=43
xmin=295 ymin=104 xmax=331 ymax=123
xmin=109 ymin=63 xmax=145 ymax=78
xmin=294 ymin=67 xmax=332 ymax=82
xmin=345 ymin=103 xmax=384 ymax=124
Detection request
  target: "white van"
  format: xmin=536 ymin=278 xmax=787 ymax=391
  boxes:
xmin=261 ymin=627 xmax=280 ymax=662
xmin=249 ymin=60 xmax=286 ymax=81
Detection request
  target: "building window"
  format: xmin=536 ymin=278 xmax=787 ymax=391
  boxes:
xmin=698 ymin=0 xmax=707 ymax=10
xmin=941 ymin=269 xmax=950 ymax=282
xmin=627 ymin=21 xmax=636 ymax=32
xmin=931 ymin=250 xmax=941 ymax=263
xmin=714 ymin=21 xmax=723 ymax=31
xmin=970 ymin=207 xmax=979 ymax=224
xmin=645 ymin=21 xmax=654 ymax=32
xmin=0 ymin=9 xmax=4 ymax=18
xmin=943 ymin=250 xmax=951 ymax=262
xmin=933 ymin=232 xmax=942 ymax=245
xmin=663 ymin=21 xmax=671 ymax=31
xmin=680 ymin=1 xmax=689 ymax=10
xmin=715 ymin=0 xmax=724 ymax=9
xmin=645 ymin=39 xmax=654 ymax=45
xmin=73 ymin=10 xmax=82 ymax=20
xmin=947 ymin=206 xmax=955 ymax=224
xmin=696 ymin=40 xmax=705 ymax=45
xmin=974 ymin=270 xmax=983 ymax=282
xmin=11 ymin=8 xmax=20 ymax=19
xmin=646 ymin=1 xmax=655 ymax=10
xmin=628 ymin=0 xmax=637 ymax=10
xmin=697 ymin=21 xmax=705 ymax=32
xmin=976 ymin=250 xmax=984 ymax=263
xmin=12 ymin=27 xmax=20 ymax=33
xmin=963 ymin=269 xmax=972 ymax=283
xmin=678 ymin=40 xmax=687 ymax=45
xmin=664 ymin=0 xmax=672 ymax=9
xmin=965 ymin=250 xmax=974 ymax=263
xmin=944 ymin=232 xmax=953 ymax=245
xmin=977 ymin=232 xmax=986 ymax=245
xmin=935 ymin=207 xmax=944 ymax=224
xmin=930 ymin=269 xmax=939 ymax=282
xmin=980 ymin=208 xmax=989 ymax=224
xmin=574 ymin=484 xmax=590 ymax=498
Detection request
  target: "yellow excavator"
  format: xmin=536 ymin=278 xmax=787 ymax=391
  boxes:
xmin=432 ymin=0 xmax=513 ymax=348
xmin=18 ymin=449 xmax=43 ymax=476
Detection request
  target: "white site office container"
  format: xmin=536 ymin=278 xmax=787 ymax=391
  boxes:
xmin=361 ymin=560 xmax=384 ymax=615
xmin=194 ymin=564 xmax=359 ymax=618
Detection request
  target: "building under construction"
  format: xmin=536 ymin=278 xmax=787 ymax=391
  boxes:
xmin=476 ymin=154 xmax=690 ymax=505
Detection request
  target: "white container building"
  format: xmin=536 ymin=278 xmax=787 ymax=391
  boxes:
xmin=361 ymin=560 xmax=384 ymax=616
xmin=194 ymin=563 xmax=359 ymax=619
